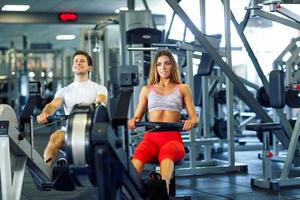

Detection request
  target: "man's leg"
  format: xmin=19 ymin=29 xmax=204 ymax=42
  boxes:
xmin=43 ymin=130 xmax=65 ymax=166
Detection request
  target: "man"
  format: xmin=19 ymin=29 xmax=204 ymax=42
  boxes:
xmin=37 ymin=50 xmax=108 ymax=166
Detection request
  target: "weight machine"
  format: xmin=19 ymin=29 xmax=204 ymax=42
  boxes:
xmin=0 ymin=82 xmax=52 ymax=200
xmin=0 ymin=80 xmax=175 ymax=200
xmin=246 ymin=70 xmax=300 ymax=191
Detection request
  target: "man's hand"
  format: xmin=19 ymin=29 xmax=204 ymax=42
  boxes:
xmin=37 ymin=97 xmax=63 ymax=124
xmin=37 ymin=112 xmax=50 ymax=124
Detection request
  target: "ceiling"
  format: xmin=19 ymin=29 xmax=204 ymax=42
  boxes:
xmin=0 ymin=0 xmax=170 ymax=50
xmin=0 ymin=0 xmax=299 ymax=51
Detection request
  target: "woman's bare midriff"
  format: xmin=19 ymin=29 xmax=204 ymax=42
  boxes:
xmin=148 ymin=110 xmax=180 ymax=122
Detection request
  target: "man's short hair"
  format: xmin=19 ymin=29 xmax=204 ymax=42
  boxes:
xmin=73 ymin=50 xmax=93 ymax=66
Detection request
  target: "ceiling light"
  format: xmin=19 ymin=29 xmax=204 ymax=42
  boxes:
xmin=115 ymin=7 xmax=128 ymax=13
xmin=56 ymin=35 xmax=76 ymax=40
xmin=48 ymin=72 xmax=53 ymax=78
xmin=2 ymin=5 xmax=30 ymax=11
xmin=93 ymin=43 xmax=101 ymax=52
xmin=28 ymin=72 xmax=35 ymax=78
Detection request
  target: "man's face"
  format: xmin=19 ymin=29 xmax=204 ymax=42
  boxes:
xmin=72 ymin=54 xmax=91 ymax=75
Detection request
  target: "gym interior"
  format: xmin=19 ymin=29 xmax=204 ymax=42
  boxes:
xmin=1 ymin=0 xmax=300 ymax=199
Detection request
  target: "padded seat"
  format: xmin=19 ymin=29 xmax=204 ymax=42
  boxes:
xmin=245 ymin=122 xmax=282 ymax=132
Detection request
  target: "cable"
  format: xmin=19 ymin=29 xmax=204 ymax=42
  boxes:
xmin=34 ymin=116 xmax=67 ymax=131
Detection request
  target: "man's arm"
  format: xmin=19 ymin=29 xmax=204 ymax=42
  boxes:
xmin=37 ymin=97 xmax=63 ymax=124
xmin=96 ymin=94 xmax=108 ymax=105
xmin=96 ymin=84 xmax=108 ymax=105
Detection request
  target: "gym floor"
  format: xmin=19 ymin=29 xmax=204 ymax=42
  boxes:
xmin=3 ymin=126 xmax=300 ymax=200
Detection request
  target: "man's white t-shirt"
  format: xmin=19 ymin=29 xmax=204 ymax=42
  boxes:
xmin=55 ymin=80 xmax=108 ymax=115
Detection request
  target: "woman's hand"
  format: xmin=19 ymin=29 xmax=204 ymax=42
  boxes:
xmin=128 ymin=117 xmax=140 ymax=130
xmin=182 ymin=118 xmax=198 ymax=131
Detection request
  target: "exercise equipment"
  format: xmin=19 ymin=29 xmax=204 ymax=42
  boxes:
xmin=136 ymin=121 xmax=190 ymax=199
xmin=255 ymin=120 xmax=274 ymax=146
xmin=0 ymin=82 xmax=53 ymax=200
xmin=214 ymin=89 xmax=226 ymax=105
xmin=212 ymin=118 xmax=227 ymax=139
xmin=246 ymin=123 xmax=282 ymax=190
xmin=246 ymin=70 xmax=300 ymax=191
xmin=0 ymin=82 xmax=140 ymax=200
xmin=197 ymin=52 xmax=215 ymax=76
xmin=212 ymin=115 xmax=242 ymax=140
xmin=256 ymin=86 xmax=271 ymax=107
xmin=62 ymin=88 xmax=144 ymax=199
xmin=285 ymin=89 xmax=300 ymax=108
xmin=269 ymin=70 xmax=285 ymax=109
xmin=136 ymin=121 xmax=183 ymax=131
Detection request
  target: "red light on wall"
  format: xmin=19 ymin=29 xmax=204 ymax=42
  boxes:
xmin=59 ymin=12 xmax=78 ymax=22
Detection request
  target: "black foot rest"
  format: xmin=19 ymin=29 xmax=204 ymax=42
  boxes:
xmin=245 ymin=122 xmax=282 ymax=132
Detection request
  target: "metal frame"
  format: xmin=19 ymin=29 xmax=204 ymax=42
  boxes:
xmin=163 ymin=0 xmax=300 ymax=179
xmin=163 ymin=0 xmax=250 ymax=176
xmin=165 ymin=0 xmax=272 ymax=125
xmin=0 ymin=137 xmax=26 ymax=200
xmin=269 ymin=3 xmax=300 ymax=24
xmin=250 ymin=9 xmax=300 ymax=30
xmin=251 ymin=111 xmax=300 ymax=190
xmin=228 ymin=7 xmax=293 ymax=148
xmin=0 ymin=105 xmax=52 ymax=200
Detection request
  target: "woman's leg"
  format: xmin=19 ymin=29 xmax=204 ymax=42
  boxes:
xmin=131 ymin=159 xmax=145 ymax=174
xmin=160 ymin=158 xmax=174 ymax=193
xmin=158 ymin=140 xmax=185 ymax=194
xmin=132 ymin=138 xmax=158 ymax=173
xmin=43 ymin=130 xmax=65 ymax=166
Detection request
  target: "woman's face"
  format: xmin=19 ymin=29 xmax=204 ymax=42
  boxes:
xmin=156 ymin=55 xmax=172 ymax=79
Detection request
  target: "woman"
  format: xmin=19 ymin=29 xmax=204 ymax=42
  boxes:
xmin=128 ymin=50 xmax=198 ymax=193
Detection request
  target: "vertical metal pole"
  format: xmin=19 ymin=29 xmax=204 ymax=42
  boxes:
xmin=186 ymin=50 xmax=197 ymax=168
xmin=53 ymin=51 xmax=57 ymax=84
xmin=22 ymin=34 xmax=28 ymax=75
xmin=281 ymin=111 xmax=300 ymax=179
xmin=119 ymin=11 xmax=128 ymax=68
xmin=30 ymin=115 xmax=34 ymax=158
xmin=12 ymin=157 xmax=27 ymax=200
xmin=127 ymin=0 xmax=135 ymax=10
xmin=60 ymin=50 xmax=64 ymax=87
xmin=263 ymin=131 xmax=272 ymax=180
xmin=0 ymin=137 xmax=12 ymax=200
xmin=200 ymin=0 xmax=212 ymax=162
xmin=224 ymin=0 xmax=235 ymax=166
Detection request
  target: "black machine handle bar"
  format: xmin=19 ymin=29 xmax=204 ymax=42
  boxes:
xmin=47 ymin=115 xmax=69 ymax=123
xmin=136 ymin=121 xmax=183 ymax=131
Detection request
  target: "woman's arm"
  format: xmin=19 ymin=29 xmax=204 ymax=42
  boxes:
xmin=180 ymin=84 xmax=199 ymax=131
xmin=128 ymin=86 xmax=149 ymax=129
